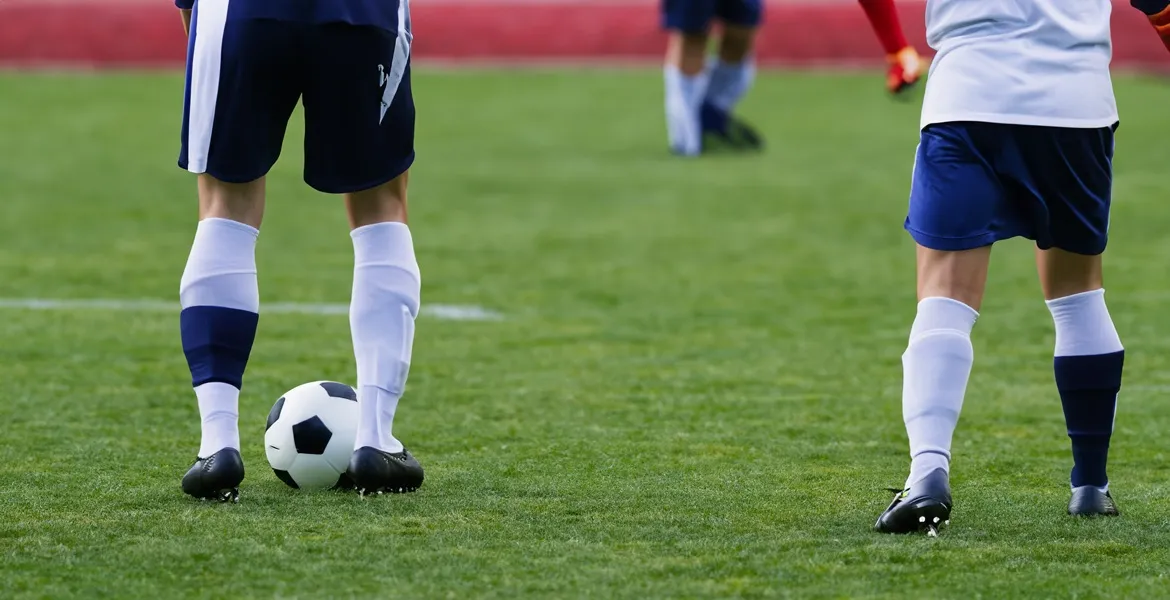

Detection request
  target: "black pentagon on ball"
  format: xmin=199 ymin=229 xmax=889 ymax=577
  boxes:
xmin=272 ymin=469 xmax=299 ymax=489
xmin=292 ymin=416 xmax=333 ymax=455
xmin=319 ymin=381 xmax=357 ymax=401
xmin=265 ymin=396 xmax=286 ymax=431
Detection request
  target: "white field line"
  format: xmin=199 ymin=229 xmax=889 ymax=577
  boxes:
xmin=0 ymin=298 xmax=503 ymax=321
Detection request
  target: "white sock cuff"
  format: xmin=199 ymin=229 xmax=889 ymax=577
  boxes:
xmin=180 ymin=218 xmax=260 ymax=312
xmin=351 ymin=222 xmax=420 ymax=278
xmin=910 ymin=297 xmax=979 ymax=342
xmin=1046 ymin=288 xmax=1123 ymax=356
xmin=664 ymin=66 xmax=709 ymax=92
xmin=200 ymin=217 xmax=260 ymax=238
xmin=1045 ymin=288 xmax=1105 ymax=311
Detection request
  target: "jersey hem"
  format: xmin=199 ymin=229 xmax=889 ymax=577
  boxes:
xmin=921 ymin=112 xmax=1120 ymax=130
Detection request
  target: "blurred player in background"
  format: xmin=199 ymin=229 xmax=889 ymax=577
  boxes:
xmin=876 ymin=0 xmax=1170 ymax=535
xmin=174 ymin=0 xmax=424 ymax=501
xmin=662 ymin=0 xmax=921 ymax=156
xmin=662 ymin=0 xmax=764 ymax=156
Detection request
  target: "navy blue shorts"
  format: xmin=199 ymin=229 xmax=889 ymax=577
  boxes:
xmin=662 ymin=0 xmax=763 ymax=33
xmin=179 ymin=7 xmax=415 ymax=194
xmin=905 ymin=122 xmax=1117 ymax=256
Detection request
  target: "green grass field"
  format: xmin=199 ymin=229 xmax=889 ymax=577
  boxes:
xmin=2 ymin=69 xmax=1170 ymax=599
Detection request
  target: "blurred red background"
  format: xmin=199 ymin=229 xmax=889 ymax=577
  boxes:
xmin=0 ymin=0 xmax=1164 ymax=69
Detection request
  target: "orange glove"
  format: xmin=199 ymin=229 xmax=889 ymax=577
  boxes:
xmin=1133 ymin=0 xmax=1170 ymax=53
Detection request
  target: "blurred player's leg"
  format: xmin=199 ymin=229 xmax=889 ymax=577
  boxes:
xmin=857 ymin=0 xmax=921 ymax=94
xmin=662 ymin=0 xmax=718 ymax=155
xmin=299 ymin=20 xmax=424 ymax=494
xmin=664 ymin=32 xmax=710 ymax=156
xmin=702 ymin=24 xmax=763 ymax=150
xmin=176 ymin=9 xmax=302 ymax=501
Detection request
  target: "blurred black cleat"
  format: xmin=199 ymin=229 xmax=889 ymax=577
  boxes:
xmin=181 ymin=448 xmax=244 ymax=503
xmin=347 ymin=446 xmax=424 ymax=496
xmin=701 ymin=104 xmax=764 ymax=152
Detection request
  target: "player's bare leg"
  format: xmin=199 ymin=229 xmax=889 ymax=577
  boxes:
xmin=344 ymin=172 xmax=425 ymax=496
xmin=1036 ymin=248 xmax=1123 ymax=517
xmin=701 ymin=25 xmax=763 ymax=150
xmin=857 ymin=0 xmax=922 ymax=94
xmin=179 ymin=175 xmax=265 ymax=502
xmin=664 ymin=31 xmax=710 ymax=156
xmin=876 ymin=245 xmax=989 ymax=535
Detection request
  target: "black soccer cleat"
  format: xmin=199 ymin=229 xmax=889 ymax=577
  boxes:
xmin=703 ymin=116 xmax=765 ymax=152
xmin=875 ymin=468 xmax=952 ymax=535
xmin=699 ymin=103 xmax=764 ymax=153
xmin=347 ymin=446 xmax=424 ymax=496
xmin=181 ymin=448 xmax=244 ymax=503
xmin=1068 ymin=486 xmax=1120 ymax=517
xmin=720 ymin=115 xmax=764 ymax=151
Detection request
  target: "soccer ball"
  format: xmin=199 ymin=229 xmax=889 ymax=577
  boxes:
xmin=265 ymin=381 xmax=360 ymax=490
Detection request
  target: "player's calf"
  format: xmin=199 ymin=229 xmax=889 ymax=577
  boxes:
xmin=878 ymin=244 xmax=986 ymax=534
xmin=345 ymin=175 xmax=425 ymax=496
xmin=178 ymin=176 xmax=263 ymax=501
xmin=1040 ymin=253 xmax=1124 ymax=515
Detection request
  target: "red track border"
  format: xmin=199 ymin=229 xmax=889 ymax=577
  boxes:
xmin=0 ymin=0 xmax=1165 ymax=69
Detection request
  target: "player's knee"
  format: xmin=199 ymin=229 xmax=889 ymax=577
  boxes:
xmin=719 ymin=26 xmax=757 ymax=63
xmin=346 ymin=172 xmax=409 ymax=229
xmin=1037 ymin=247 xmax=1104 ymax=300
xmin=196 ymin=174 xmax=265 ymax=228
xmin=666 ymin=32 xmax=709 ymax=74
xmin=915 ymin=245 xmax=992 ymax=310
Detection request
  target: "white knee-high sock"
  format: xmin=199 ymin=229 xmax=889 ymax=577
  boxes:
xmin=350 ymin=222 xmax=420 ymax=454
xmin=664 ymin=65 xmax=708 ymax=156
xmin=902 ymin=297 xmax=978 ymax=488
xmin=704 ymin=58 xmax=755 ymax=113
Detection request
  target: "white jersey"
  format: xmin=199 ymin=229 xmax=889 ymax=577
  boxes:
xmin=921 ymin=0 xmax=1118 ymax=130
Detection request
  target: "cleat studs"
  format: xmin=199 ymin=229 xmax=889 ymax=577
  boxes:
xmin=933 ymin=517 xmax=940 ymax=524
xmin=945 ymin=520 xmax=950 ymax=526
xmin=919 ymin=516 xmax=926 ymax=523
xmin=926 ymin=526 xmax=938 ymax=538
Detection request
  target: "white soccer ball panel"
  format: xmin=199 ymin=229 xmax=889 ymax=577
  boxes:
xmin=315 ymin=400 xmax=359 ymax=473
xmin=287 ymin=454 xmax=344 ymax=490
xmin=264 ymin=424 xmax=297 ymax=471
xmin=274 ymin=382 xmax=333 ymax=426
xmin=323 ymin=431 xmax=356 ymax=474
